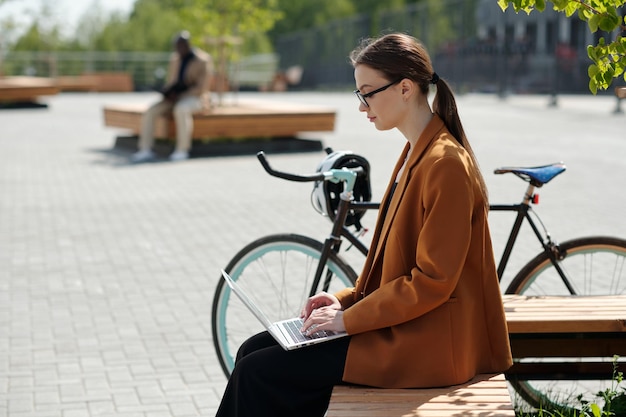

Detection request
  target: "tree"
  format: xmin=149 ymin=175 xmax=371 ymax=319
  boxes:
xmin=269 ymin=0 xmax=356 ymax=40
xmin=498 ymin=0 xmax=626 ymax=93
xmin=86 ymin=0 xmax=182 ymax=52
xmin=177 ymin=0 xmax=283 ymax=100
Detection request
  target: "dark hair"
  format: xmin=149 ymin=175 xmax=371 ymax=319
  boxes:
xmin=350 ymin=33 xmax=488 ymax=203
xmin=173 ymin=30 xmax=191 ymax=45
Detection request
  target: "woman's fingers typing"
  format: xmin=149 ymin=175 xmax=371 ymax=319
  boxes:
xmin=301 ymin=307 xmax=346 ymax=335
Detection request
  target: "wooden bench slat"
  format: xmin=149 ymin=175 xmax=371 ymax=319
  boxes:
xmin=327 ymin=411 xmax=512 ymax=417
xmin=505 ymin=300 xmax=626 ymax=308
xmin=503 ymin=295 xmax=626 ymax=334
xmin=327 ymin=374 xmax=514 ymax=417
xmin=511 ymin=336 xmax=626 ymax=358
xmin=503 ymin=295 xmax=626 ymax=306
xmin=330 ymin=396 xmax=513 ymax=406
xmin=508 ymin=318 xmax=626 ymax=333
xmin=331 ymin=389 xmax=513 ymax=400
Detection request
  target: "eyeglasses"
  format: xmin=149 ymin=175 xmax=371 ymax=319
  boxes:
xmin=353 ymin=79 xmax=402 ymax=107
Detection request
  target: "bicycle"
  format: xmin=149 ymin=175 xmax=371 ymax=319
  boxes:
xmin=211 ymin=149 xmax=626 ymax=410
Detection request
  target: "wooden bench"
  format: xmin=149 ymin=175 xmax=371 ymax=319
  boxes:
xmin=327 ymin=295 xmax=626 ymax=415
xmin=103 ymin=100 xmax=336 ymax=140
xmin=56 ymin=73 xmax=134 ymax=92
xmin=327 ymin=373 xmax=514 ymax=417
xmin=0 ymin=76 xmax=59 ymax=104
xmin=503 ymin=294 xmax=626 ymax=380
xmin=55 ymin=75 xmax=99 ymax=92
xmin=83 ymin=72 xmax=134 ymax=92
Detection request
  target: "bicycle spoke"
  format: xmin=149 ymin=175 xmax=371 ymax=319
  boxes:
xmin=212 ymin=234 xmax=357 ymax=377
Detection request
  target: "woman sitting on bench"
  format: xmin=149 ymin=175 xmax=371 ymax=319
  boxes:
xmin=214 ymin=33 xmax=513 ymax=417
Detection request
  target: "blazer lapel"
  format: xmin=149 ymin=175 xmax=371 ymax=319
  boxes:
xmin=359 ymin=115 xmax=446 ymax=294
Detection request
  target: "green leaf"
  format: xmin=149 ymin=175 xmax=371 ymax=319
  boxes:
xmin=606 ymin=65 xmax=616 ymax=80
xmin=599 ymin=14 xmax=620 ymax=32
xmin=535 ymin=0 xmax=546 ymax=12
xmin=589 ymin=14 xmax=601 ymax=32
xmin=589 ymin=78 xmax=598 ymax=95
xmin=497 ymin=0 xmax=510 ymax=11
xmin=564 ymin=2 xmax=578 ymax=17
xmin=552 ymin=0 xmax=569 ymax=9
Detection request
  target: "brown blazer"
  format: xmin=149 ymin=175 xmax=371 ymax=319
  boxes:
xmin=334 ymin=115 xmax=513 ymax=388
xmin=164 ymin=48 xmax=212 ymax=105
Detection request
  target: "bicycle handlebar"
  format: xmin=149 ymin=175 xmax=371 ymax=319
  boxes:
xmin=257 ymin=151 xmax=324 ymax=182
xmin=256 ymin=151 xmax=364 ymax=183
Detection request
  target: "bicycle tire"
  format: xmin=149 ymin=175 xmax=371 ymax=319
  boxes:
xmin=506 ymin=236 xmax=626 ymax=295
xmin=211 ymin=234 xmax=358 ymax=378
xmin=505 ymin=236 xmax=626 ymax=411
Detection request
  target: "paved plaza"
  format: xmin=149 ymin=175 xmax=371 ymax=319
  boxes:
xmin=1 ymin=89 xmax=625 ymax=416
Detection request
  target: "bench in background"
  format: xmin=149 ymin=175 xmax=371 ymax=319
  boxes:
xmin=55 ymin=75 xmax=98 ymax=92
xmin=56 ymin=72 xmax=134 ymax=92
xmin=103 ymin=100 xmax=336 ymax=155
xmin=103 ymin=101 xmax=335 ymax=139
xmin=327 ymin=373 xmax=514 ymax=417
xmin=83 ymin=72 xmax=134 ymax=92
xmin=0 ymin=76 xmax=59 ymax=106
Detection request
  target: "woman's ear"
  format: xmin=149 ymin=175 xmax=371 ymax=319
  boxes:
xmin=400 ymin=79 xmax=414 ymax=100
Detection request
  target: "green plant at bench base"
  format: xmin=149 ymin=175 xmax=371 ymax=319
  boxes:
xmin=579 ymin=356 xmax=625 ymax=417
xmin=516 ymin=356 xmax=625 ymax=417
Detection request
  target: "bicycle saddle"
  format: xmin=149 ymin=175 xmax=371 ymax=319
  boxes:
xmin=494 ymin=162 xmax=566 ymax=187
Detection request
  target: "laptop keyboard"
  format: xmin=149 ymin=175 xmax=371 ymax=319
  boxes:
xmin=284 ymin=319 xmax=330 ymax=342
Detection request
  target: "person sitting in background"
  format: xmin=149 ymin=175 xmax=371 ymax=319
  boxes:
xmin=131 ymin=31 xmax=212 ymax=162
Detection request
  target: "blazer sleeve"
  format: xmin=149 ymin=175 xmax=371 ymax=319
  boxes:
xmin=335 ymin=286 xmax=357 ymax=310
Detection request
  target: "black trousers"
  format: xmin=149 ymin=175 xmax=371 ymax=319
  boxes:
xmin=215 ymin=331 xmax=351 ymax=417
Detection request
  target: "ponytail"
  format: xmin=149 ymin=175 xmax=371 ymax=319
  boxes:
xmin=432 ymin=77 xmax=489 ymax=204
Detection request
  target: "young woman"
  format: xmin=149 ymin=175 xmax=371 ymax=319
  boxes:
xmin=215 ymin=32 xmax=512 ymax=417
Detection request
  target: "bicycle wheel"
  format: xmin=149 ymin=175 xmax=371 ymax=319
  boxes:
xmin=506 ymin=236 xmax=626 ymax=295
xmin=211 ymin=234 xmax=358 ymax=378
xmin=505 ymin=236 xmax=626 ymax=411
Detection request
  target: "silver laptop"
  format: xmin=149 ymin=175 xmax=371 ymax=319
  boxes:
xmin=220 ymin=269 xmax=348 ymax=350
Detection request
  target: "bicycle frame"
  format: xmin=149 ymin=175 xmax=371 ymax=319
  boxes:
xmin=316 ymin=182 xmax=578 ymax=296
xmin=490 ymin=183 xmax=575 ymax=293
xmin=490 ymin=182 xmax=542 ymax=281
xmin=256 ymin=151 xmax=576 ymax=296
xmin=310 ymin=198 xmax=377 ymax=296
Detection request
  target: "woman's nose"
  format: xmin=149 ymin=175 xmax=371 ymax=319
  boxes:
xmin=358 ymin=102 xmax=367 ymax=112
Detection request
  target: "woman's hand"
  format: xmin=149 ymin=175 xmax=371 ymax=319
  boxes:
xmin=300 ymin=292 xmax=341 ymax=319
xmin=302 ymin=307 xmax=346 ymax=335
xmin=300 ymin=292 xmax=345 ymax=334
